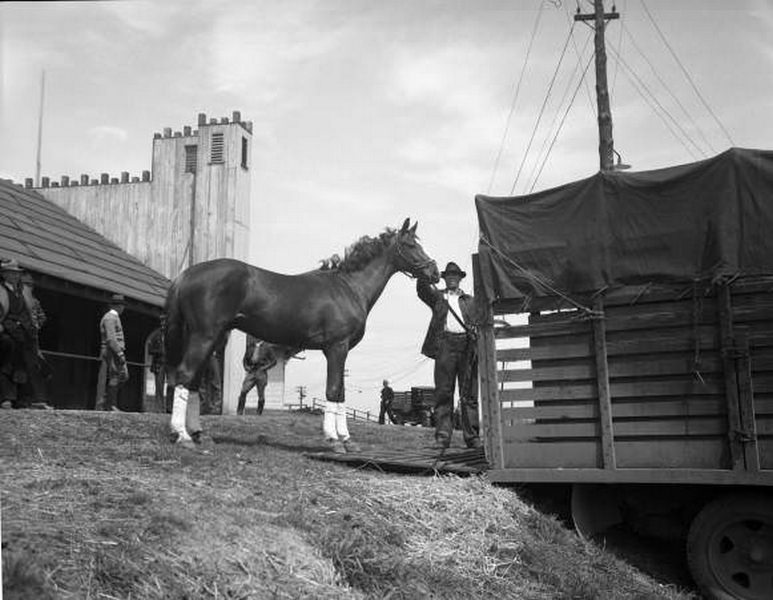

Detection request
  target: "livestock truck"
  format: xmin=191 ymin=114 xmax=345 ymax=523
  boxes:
xmin=390 ymin=386 xmax=434 ymax=426
xmin=474 ymin=148 xmax=773 ymax=600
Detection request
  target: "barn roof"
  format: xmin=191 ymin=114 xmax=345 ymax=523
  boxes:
xmin=0 ymin=179 xmax=169 ymax=308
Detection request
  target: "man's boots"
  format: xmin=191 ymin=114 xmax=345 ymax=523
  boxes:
xmin=104 ymin=385 xmax=120 ymax=412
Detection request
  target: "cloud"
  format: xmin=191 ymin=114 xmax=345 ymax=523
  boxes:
xmin=88 ymin=126 xmax=129 ymax=144
xmin=206 ymin=2 xmax=348 ymax=98
xmin=100 ymin=1 xmax=188 ymax=37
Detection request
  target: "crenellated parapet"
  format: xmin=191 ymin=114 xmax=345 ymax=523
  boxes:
xmin=26 ymin=111 xmax=252 ymax=190
xmin=26 ymin=170 xmax=152 ymax=189
xmin=152 ymin=110 xmax=253 ymax=140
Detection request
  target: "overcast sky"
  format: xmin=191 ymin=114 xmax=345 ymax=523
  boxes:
xmin=2 ymin=0 xmax=772 ymax=413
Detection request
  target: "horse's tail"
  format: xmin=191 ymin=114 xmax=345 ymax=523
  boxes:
xmin=162 ymin=277 xmax=187 ymax=374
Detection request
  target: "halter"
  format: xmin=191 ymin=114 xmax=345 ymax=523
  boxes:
xmin=394 ymin=237 xmax=435 ymax=279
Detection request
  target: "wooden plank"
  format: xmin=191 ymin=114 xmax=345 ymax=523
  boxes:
xmin=753 ymin=419 xmax=773 ymax=435
xmin=495 ymin=318 xmax=589 ymax=339
xmin=503 ymin=438 xmax=728 ymax=470
xmin=500 ymin=440 xmax=601 ymax=468
xmin=499 ymin=378 xmax=724 ymax=403
xmin=615 ymin=439 xmax=728 ymax=469
xmin=736 ymin=329 xmax=761 ymax=471
xmin=474 ymin=254 xmax=505 ymax=470
xmin=717 ymin=283 xmax=745 ymax=470
xmin=502 ymin=397 xmax=730 ymax=421
xmin=591 ymin=297 xmax=616 ymax=469
xmin=496 ymin=331 xmax=721 ymax=362
xmin=487 ymin=467 xmax=773 ymax=486
xmin=505 ymin=302 xmax=721 ymax=342
xmin=499 ymin=354 xmax=724 ymax=383
xmin=502 ymin=418 xmax=728 ymax=440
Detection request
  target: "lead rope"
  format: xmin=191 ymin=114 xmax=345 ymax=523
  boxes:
xmin=478 ymin=234 xmax=599 ymax=318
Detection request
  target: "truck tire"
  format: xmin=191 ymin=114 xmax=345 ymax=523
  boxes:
xmin=571 ymin=484 xmax=623 ymax=538
xmin=687 ymin=492 xmax=773 ymax=600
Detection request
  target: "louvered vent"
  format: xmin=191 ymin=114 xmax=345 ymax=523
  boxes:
xmin=184 ymin=145 xmax=198 ymax=173
xmin=210 ymin=132 xmax=224 ymax=164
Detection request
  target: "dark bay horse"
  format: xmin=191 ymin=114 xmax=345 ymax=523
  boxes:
xmin=164 ymin=219 xmax=439 ymax=449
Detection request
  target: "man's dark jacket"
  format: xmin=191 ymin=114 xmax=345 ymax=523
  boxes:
xmin=417 ymin=279 xmax=478 ymax=359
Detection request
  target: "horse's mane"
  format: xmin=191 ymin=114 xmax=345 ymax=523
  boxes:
xmin=319 ymin=228 xmax=397 ymax=273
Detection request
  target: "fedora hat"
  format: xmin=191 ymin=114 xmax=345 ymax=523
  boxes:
xmin=109 ymin=293 xmax=126 ymax=305
xmin=440 ymin=261 xmax=466 ymax=279
xmin=1 ymin=258 xmax=23 ymax=272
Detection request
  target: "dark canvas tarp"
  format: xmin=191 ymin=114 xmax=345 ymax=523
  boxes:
xmin=476 ymin=148 xmax=773 ymax=301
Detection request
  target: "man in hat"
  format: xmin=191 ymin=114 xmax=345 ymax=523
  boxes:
xmin=95 ymin=293 xmax=129 ymax=411
xmin=378 ymin=379 xmax=395 ymax=424
xmin=236 ymin=335 xmax=277 ymax=415
xmin=417 ymin=261 xmax=482 ymax=450
xmin=0 ymin=259 xmax=39 ymax=408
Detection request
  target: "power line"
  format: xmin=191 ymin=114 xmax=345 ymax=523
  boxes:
xmin=621 ymin=21 xmax=714 ymax=156
xmin=639 ymin=0 xmax=734 ymax=147
xmin=607 ymin=43 xmax=702 ymax=160
xmin=610 ymin=0 xmax=626 ymax=97
xmin=487 ymin=0 xmax=547 ymax=194
xmin=526 ymin=32 xmax=593 ymax=191
xmin=563 ymin=0 xmax=596 ymax=117
xmin=510 ymin=20 xmax=577 ymax=195
xmin=530 ymin=53 xmax=594 ymax=192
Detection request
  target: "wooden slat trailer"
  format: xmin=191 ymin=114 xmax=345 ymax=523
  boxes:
xmin=474 ymin=148 xmax=773 ymax=600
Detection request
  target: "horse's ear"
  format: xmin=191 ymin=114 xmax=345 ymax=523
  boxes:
xmin=409 ymin=221 xmax=418 ymax=235
xmin=400 ymin=218 xmax=410 ymax=233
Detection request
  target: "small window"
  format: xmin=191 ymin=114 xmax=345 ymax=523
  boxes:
xmin=210 ymin=132 xmax=224 ymax=164
xmin=241 ymin=136 xmax=249 ymax=169
xmin=184 ymin=145 xmax=198 ymax=173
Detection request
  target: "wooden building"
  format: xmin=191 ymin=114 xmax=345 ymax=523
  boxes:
xmin=0 ymin=178 xmax=169 ymax=410
xmin=22 ymin=111 xmax=287 ymax=412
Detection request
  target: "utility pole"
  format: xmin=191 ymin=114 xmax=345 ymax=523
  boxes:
xmin=575 ymin=0 xmax=619 ymax=171
xmin=296 ymin=385 xmax=307 ymax=404
xmin=35 ymin=70 xmax=46 ymax=187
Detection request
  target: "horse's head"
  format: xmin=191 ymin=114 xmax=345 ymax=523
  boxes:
xmin=393 ymin=218 xmax=440 ymax=283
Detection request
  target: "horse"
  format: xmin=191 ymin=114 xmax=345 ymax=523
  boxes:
xmin=0 ymin=285 xmax=7 ymax=324
xmin=164 ymin=218 xmax=440 ymax=450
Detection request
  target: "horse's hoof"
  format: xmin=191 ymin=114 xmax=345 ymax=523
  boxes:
xmin=343 ymin=440 xmax=361 ymax=453
xmin=326 ymin=439 xmax=346 ymax=454
xmin=191 ymin=431 xmax=214 ymax=446
xmin=176 ymin=438 xmax=197 ymax=451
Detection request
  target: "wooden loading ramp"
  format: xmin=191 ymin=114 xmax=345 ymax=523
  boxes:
xmin=306 ymin=446 xmax=488 ymax=476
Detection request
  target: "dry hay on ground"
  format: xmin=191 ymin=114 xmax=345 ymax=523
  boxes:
xmin=0 ymin=410 xmax=696 ymax=600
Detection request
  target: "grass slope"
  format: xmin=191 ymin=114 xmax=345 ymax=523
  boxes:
xmin=0 ymin=410 xmax=697 ymax=599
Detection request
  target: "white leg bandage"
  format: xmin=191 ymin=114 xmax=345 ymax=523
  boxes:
xmin=170 ymin=386 xmax=192 ymax=441
xmin=323 ymin=402 xmax=338 ymax=441
xmin=335 ymin=402 xmax=350 ymax=441
xmin=186 ymin=390 xmax=202 ymax=434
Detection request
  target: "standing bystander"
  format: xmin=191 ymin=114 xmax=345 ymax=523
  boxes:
xmin=96 ymin=293 xmax=129 ymax=411
xmin=236 ymin=335 xmax=277 ymax=415
xmin=378 ymin=379 xmax=395 ymax=424
xmin=0 ymin=260 xmax=44 ymax=408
